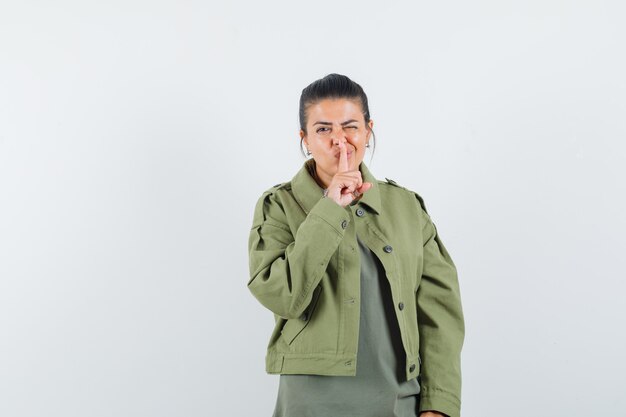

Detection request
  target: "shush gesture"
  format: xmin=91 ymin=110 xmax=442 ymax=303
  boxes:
xmin=325 ymin=140 xmax=372 ymax=208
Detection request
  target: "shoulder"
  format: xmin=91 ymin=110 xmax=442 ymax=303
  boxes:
xmin=378 ymin=176 xmax=430 ymax=215
xmin=257 ymin=181 xmax=292 ymax=202
xmin=250 ymin=181 xmax=292 ymax=228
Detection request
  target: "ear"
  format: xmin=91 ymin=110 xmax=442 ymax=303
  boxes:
xmin=367 ymin=119 xmax=374 ymax=139
xmin=300 ymin=130 xmax=308 ymax=147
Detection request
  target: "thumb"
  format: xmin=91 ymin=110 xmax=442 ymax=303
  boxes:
xmin=357 ymin=182 xmax=373 ymax=193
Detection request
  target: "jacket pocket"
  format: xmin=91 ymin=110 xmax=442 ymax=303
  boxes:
xmin=280 ymin=284 xmax=323 ymax=346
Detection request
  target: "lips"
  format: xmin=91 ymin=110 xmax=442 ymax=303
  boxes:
xmin=335 ymin=150 xmax=354 ymax=158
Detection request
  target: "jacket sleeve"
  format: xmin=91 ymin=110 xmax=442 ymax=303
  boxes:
xmin=415 ymin=199 xmax=465 ymax=417
xmin=247 ymin=189 xmax=351 ymax=320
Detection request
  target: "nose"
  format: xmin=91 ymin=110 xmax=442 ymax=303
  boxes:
xmin=332 ymin=135 xmax=347 ymax=146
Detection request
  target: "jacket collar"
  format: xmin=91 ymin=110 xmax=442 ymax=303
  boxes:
xmin=291 ymin=158 xmax=381 ymax=215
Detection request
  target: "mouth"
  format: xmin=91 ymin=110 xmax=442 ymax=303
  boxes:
xmin=335 ymin=150 xmax=354 ymax=158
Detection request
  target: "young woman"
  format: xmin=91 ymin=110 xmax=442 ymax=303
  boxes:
xmin=247 ymin=73 xmax=465 ymax=417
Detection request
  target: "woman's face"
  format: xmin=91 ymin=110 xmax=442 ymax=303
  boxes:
xmin=300 ymin=98 xmax=374 ymax=188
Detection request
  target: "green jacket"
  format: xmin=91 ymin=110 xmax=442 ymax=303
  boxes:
xmin=247 ymin=158 xmax=465 ymax=417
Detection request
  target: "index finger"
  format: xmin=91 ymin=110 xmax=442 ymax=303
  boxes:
xmin=338 ymin=142 xmax=349 ymax=173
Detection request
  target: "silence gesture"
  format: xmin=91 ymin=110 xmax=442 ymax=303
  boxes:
xmin=325 ymin=140 xmax=372 ymax=207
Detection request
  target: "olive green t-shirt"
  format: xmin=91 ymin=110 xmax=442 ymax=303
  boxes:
xmin=272 ymin=235 xmax=421 ymax=417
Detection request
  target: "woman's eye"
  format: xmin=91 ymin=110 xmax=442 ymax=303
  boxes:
xmin=316 ymin=126 xmax=356 ymax=133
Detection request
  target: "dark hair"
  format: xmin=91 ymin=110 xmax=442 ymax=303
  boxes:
xmin=298 ymin=73 xmax=376 ymax=160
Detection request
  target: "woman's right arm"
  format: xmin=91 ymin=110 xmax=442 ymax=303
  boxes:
xmin=247 ymin=189 xmax=350 ymax=319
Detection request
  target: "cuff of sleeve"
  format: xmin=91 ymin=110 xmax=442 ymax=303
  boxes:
xmin=418 ymin=390 xmax=461 ymax=417
xmin=307 ymin=197 xmax=351 ymax=235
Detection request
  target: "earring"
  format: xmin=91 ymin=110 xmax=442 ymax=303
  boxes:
xmin=366 ymin=142 xmax=370 ymax=148
xmin=306 ymin=148 xmax=312 ymax=155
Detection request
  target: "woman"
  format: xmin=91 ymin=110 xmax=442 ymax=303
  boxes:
xmin=247 ymin=74 xmax=465 ymax=417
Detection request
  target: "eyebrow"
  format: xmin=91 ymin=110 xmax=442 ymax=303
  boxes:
xmin=313 ymin=119 xmax=359 ymax=126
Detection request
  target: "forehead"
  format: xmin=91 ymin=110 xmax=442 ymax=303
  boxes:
xmin=307 ymin=98 xmax=363 ymax=123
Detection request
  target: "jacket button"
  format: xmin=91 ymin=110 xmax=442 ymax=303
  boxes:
xmin=383 ymin=245 xmax=393 ymax=253
xmin=409 ymin=364 xmax=416 ymax=372
xmin=356 ymin=208 xmax=365 ymax=217
xmin=398 ymin=302 xmax=404 ymax=310
xmin=341 ymin=220 xmax=348 ymax=229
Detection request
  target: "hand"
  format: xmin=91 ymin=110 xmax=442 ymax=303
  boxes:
xmin=419 ymin=411 xmax=448 ymax=417
xmin=325 ymin=141 xmax=372 ymax=207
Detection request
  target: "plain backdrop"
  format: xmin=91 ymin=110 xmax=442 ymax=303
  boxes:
xmin=1 ymin=1 xmax=625 ymax=416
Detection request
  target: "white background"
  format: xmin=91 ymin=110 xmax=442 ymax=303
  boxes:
xmin=1 ymin=1 xmax=625 ymax=416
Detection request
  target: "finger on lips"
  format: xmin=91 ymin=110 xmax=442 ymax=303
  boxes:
xmin=338 ymin=142 xmax=349 ymax=173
